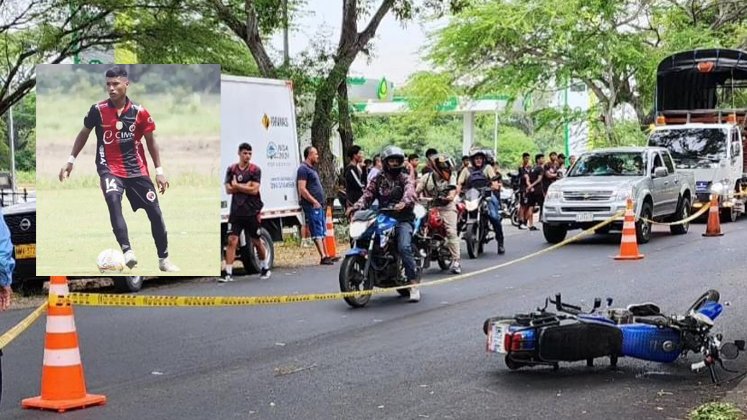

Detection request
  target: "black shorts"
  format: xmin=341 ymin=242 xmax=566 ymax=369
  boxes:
xmin=227 ymin=214 xmax=262 ymax=239
xmin=100 ymin=175 xmax=160 ymax=211
xmin=522 ymin=192 xmax=543 ymax=207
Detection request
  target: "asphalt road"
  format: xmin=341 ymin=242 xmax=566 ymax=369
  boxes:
xmin=2 ymin=220 xmax=747 ymax=419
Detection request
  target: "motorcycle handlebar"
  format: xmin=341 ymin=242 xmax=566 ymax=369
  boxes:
xmin=635 ymin=317 xmax=668 ymax=328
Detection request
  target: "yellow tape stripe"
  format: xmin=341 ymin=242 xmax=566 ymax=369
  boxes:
xmin=641 ymin=201 xmax=711 ymax=226
xmin=0 ymin=303 xmax=47 ymax=350
xmin=51 ymin=212 xmax=625 ymax=308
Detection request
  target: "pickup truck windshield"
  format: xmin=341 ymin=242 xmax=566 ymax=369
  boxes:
xmin=648 ymin=128 xmax=727 ymax=169
xmin=569 ymin=152 xmax=647 ymax=177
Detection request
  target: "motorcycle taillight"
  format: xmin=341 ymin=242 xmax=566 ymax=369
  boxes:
xmin=504 ymin=332 xmax=513 ymax=353
xmin=507 ymin=332 xmax=525 ymax=352
xmin=428 ymin=209 xmax=444 ymax=229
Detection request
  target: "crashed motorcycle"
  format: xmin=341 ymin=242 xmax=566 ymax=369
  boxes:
xmin=414 ymin=185 xmax=457 ymax=271
xmin=483 ymin=290 xmax=745 ymax=382
xmin=339 ymin=204 xmax=426 ymax=308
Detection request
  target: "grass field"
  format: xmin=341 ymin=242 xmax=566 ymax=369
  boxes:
xmin=36 ymin=180 xmax=221 ymax=276
xmin=36 ymin=88 xmax=222 ymax=276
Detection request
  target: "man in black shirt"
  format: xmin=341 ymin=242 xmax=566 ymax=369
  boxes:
xmin=344 ymin=145 xmax=365 ymax=208
xmin=517 ymin=152 xmax=531 ymax=229
xmin=222 ymin=142 xmax=270 ymax=282
xmin=524 ymin=154 xmax=545 ymax=231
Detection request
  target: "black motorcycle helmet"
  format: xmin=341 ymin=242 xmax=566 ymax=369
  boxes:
xmin=432 ymin=154 xmax=455 ymax=181
xmin=381 ymin=145 xmax=406 ymax=176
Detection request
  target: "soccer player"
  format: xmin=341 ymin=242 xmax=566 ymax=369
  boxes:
xmin=222 ymin=143 xmax=271 ymax=282
xmin=59 ymin=66 xmax=179 ymax=272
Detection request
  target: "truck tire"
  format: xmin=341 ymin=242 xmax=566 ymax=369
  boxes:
xmin=543 ymin=224 xmax=567 ymax=244
xmin=636 ymin=202 xmax=653 ymax=244
xmin=113 ymin=276 xmax=144 ymax=293
xmin=670 ymin=197 xmax=690 ymax=235
xmin=240 ymin=228 xmax=274 ymax=274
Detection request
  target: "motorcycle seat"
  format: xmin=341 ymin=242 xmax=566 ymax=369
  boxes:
xmin=626 ymin=303 xmax=661 ymax=317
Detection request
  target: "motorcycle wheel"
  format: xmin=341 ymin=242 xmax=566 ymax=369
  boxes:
xmin=510 ymin=207 xmax=520 ymax=227
xmin=339 ymin=255 xmax=373 ymax=308
xmin=504 ymin=355 xmax=524 ymax=370
xmin=687 ymin=290 xmax=720 ymax=313
xmin=437 ymin=254 xmax=451 ymax=271
xmin=465 ymin=223 xmax=478 ymax=259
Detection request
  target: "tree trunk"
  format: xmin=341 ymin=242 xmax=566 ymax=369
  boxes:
xmin=310 ymin=78 xmax=339 ymax=204
xmin=337 ymin=81 xmax=355 ymax=162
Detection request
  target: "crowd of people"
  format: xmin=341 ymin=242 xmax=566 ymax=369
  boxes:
xmin=222 ymin=141 xmax=574 ymax=302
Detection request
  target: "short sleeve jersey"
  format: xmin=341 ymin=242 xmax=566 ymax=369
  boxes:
xmin=297 ymin=163 xmax=326 ymax=208
xmin=224 ymin=163 xmax=264 ymax=216
xmin=83 ymin=97 xmax=156 ymax=178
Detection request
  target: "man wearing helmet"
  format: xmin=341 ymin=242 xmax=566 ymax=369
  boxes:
xmin=456 ymin=149 xmax=505 ymax=254
xmin=417 ymin=154 xmax=462 ymax=273
xmin=346 ymin=146 xmax=422 ymax=302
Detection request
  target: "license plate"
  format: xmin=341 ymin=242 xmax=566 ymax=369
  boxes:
xmin=15 ymin=244 xmax=35 ymax=259
xmin=575 ymin=212 xmax=593 ymax=222
xmin=487 ymin=322 xmax=506 ymax=353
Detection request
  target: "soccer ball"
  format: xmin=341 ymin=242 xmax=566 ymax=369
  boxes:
xmin=97 ymin=249 xmax=125 ymax=273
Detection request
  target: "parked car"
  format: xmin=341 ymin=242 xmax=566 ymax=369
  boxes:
xmin=541 ymin=147 xmax=695 ymax=244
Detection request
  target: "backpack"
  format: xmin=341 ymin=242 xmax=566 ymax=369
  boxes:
xmin=466 ymin=166 xmax=490 ymax=189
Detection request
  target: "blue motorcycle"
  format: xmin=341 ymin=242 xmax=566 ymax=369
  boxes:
xmin=339 ymin=204 xmax=426 ymax=308
xmin=483 ymin=290 xmax=745 ymax=382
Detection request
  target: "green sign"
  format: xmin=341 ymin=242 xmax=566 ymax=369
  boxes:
xmin=377 ymin=78 xmax=389 ymax=100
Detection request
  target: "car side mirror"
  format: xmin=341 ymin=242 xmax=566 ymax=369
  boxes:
xmin=653 ymin=167 xmax=668 ymax=178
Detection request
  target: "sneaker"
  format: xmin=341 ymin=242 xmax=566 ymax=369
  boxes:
xmin=529 ymin=226 xmax=538 ymax=231
xmin=497 ymin=243 xmax=505 ymax=254
xmin=218 ymin=274 xmax=233 ymax=283
xmin=408 ymin=287 xmax=421 ymax=303
xmin=320 ymin=257 xmax=334 ymax=265
xmin=260 ymin=267 xmax=271 ymax=279
xmin=449 ymin=262 xmax=462 ymax=274
xmin=124 ymin=250 xmax=138 ymax=269
xmin=158 ymin=257 xmax=180 ymax=272
xmin=518 ymin=224 xmax=527 ymax=230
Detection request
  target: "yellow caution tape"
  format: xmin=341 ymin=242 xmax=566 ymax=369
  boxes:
xmin=641 ymin=200 xmax=711 ymax=226
xmin=0 ymin=303 xmax=47 ymax=350
xmin=50 ymin=212 xmax=624 ymax=308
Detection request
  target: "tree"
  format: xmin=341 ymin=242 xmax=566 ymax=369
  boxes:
xmin=427 ymin=0 xmax=747 ymax=146
xmin=208 ymin=0 xmax=462 ymax=197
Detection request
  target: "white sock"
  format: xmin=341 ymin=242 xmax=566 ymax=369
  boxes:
xmin=225 ymin=266 xmax=232 ymax=276
xmin=260 ymin=259 xmax=269 ymax=270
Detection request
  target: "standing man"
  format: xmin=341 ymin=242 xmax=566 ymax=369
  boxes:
xmin=344 ymin=145 xmax=366 ymax=208
xmin=524 ymin=154 xmax=545 ymax=230
xmin=542 ymin=151 xmax=560 ymax=197
xmin=222 ymin=142 xmax=271 ymax=282
xmin=59 ymin=66 xmax=179 ymax=272
xmin=0 ymin=207 xmax=15 ymax=311
xmin=517 ymin=152 xmax=532 ymax=229
xmin=367 ymin=155 xmax=382 ymax=185
xmin=298 ymin=146 xmax=337 ymax=265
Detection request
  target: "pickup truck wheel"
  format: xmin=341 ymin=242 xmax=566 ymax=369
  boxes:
xmin=670 ymin=197 xmax=690 ymax=235
xmin=113 ymin=276 xmax=143 ymax=293
xmin=636 ymin=202 xmax=653 ymax=244
xmin=542 ymin=224 xmax=567 ymax=244
xmin=720 ymin=207 xmax=737 ymax=223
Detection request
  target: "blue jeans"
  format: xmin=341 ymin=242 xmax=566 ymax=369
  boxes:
xmin=487 ymin=195 xmax=504 ymax=244
xmin=395 ymin=221 xmax=419 ymax=282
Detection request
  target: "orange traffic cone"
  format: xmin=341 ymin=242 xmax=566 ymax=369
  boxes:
xmin=324 ymin=206 xmax=338 ymax=259
xmin=22 ymin=276 xmax=107 ymax=413
xmin=614 ymin=198 xmax=644 ymax=260
xmin=703 ymin=194 xmax=724 ymax=237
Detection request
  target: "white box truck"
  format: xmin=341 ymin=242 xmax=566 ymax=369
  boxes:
xmin=221 ymin=75 xmax=303 ymax=273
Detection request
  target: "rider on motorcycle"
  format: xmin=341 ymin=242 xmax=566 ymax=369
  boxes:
xmin=346 ymin=146 xmax=422 ymax=302
xmin=456 ymin=148 xmax=504 ymax=254
xmin=416 ymin=154 xmax=462 ymax=274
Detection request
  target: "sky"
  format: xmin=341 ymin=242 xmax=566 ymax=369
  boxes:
xmin=269 ymin=0 xmax=444 ymax=87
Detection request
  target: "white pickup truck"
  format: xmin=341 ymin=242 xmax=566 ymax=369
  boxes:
xmin=541 ymin=147 xmax=695 ymax=244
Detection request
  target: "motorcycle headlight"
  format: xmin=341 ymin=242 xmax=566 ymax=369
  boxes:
xmin=616 ymin=186 xmax=634 ymax=201
xmin=349 ymin=220 xmax=371 ymax=239
xmin=465 ymin=200 xmax=479 ymax=212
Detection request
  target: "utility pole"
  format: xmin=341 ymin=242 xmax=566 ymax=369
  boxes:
xmin=8 ymin=105 xmax=16 ymax=202
xmin=282 ymin=0 xmax=290 ymax=67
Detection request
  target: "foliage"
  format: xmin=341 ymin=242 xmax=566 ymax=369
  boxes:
xmin=689 ymin=402 xmax=744 ymax=420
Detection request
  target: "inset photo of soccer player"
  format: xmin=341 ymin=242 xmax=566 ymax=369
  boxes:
xmin=36 ymin=64 xmax=221 ymax=276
